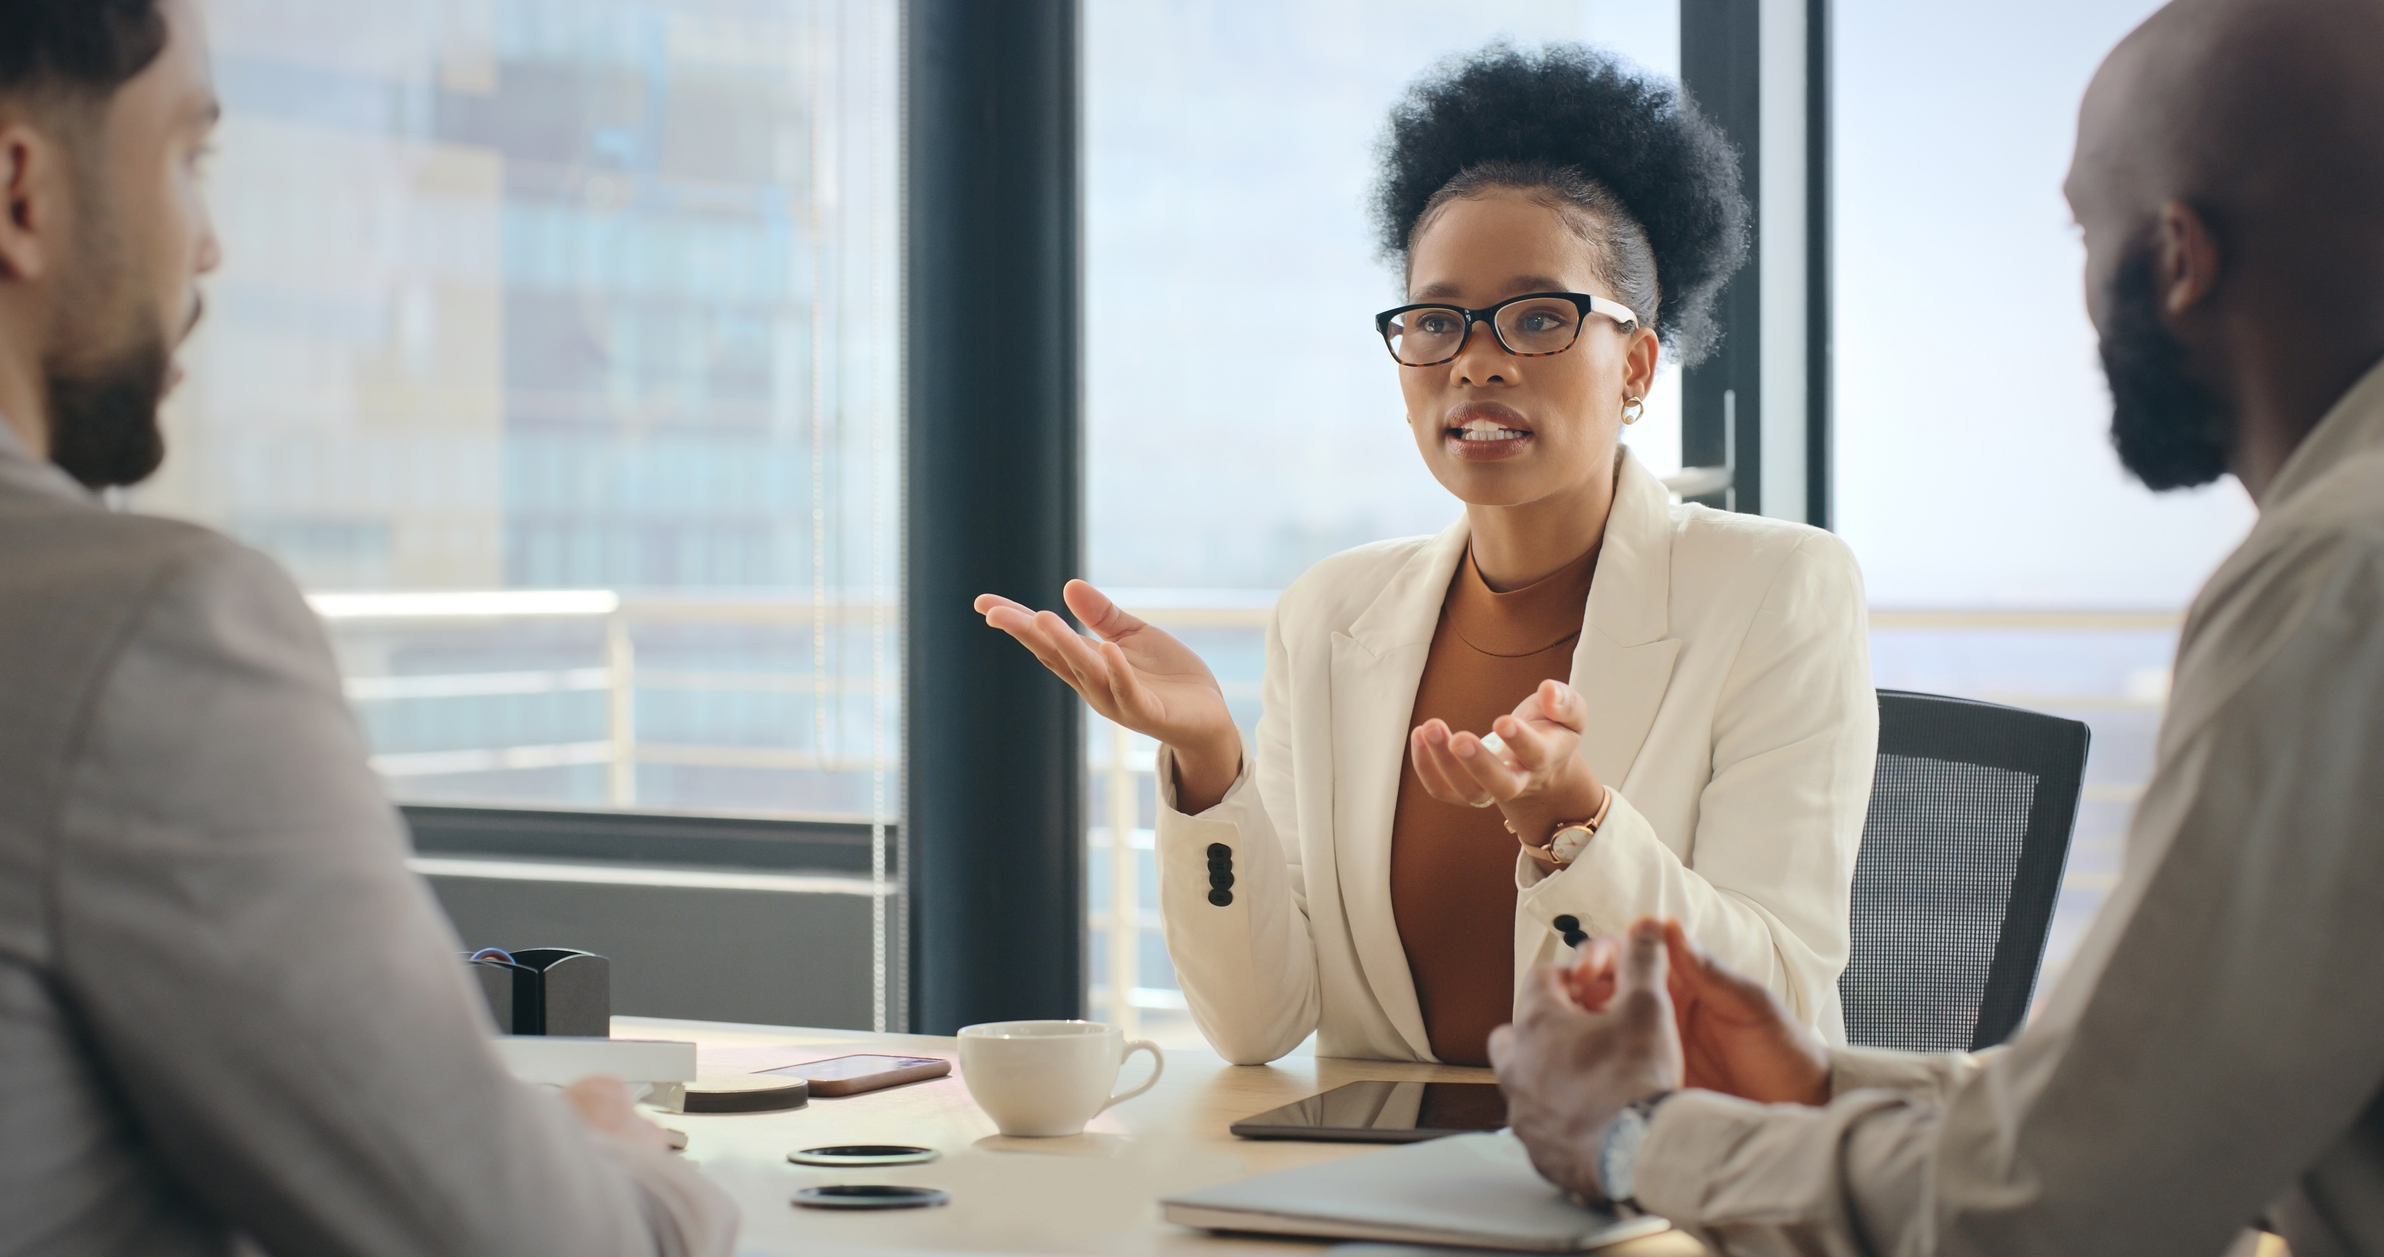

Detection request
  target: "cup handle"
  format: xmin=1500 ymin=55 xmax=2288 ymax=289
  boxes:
xmin=1097 ymin=1039 xmax=1165 ymax=1113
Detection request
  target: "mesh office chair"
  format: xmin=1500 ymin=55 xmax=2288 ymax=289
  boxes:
xmin=1838 ymin=690 xmax=2091 ymax=1052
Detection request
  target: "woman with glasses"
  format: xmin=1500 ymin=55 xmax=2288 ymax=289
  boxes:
xmin=978 ymin=44 xmax=1874 ymax=1067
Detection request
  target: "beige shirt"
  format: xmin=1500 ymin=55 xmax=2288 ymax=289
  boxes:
xmin=1635 ymin=357 xmax=2384 ymax=1257
xmin=0 ymin=420 xmax=737 ymax=1256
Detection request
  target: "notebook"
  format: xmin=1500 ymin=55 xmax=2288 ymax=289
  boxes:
xmin=1160 ymin=1131 xmax=1670 ymax=1251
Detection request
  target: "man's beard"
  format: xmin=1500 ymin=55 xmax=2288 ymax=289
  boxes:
xmin=44 ymin=320 xmax=171 ymax=490
xmin=2098 ymin=238 xmax=2231 ymax=491
xmin=40 ymin=171 xmax=177 ymax=491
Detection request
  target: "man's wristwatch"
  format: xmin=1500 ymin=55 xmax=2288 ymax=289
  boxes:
xmin=1596 ymin=1092 xmax=1672 ymax=1207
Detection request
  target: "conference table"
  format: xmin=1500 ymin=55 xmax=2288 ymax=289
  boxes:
xmin=616 ymin=1015 xmax=1709 ymax=1256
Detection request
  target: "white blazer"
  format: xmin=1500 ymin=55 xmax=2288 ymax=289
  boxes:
xmin=1153 ymin=451 xmax=1877 ymax=1065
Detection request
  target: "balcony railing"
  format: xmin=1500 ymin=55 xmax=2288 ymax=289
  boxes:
xmin=310 ymin=590 xmax=898 ymax=812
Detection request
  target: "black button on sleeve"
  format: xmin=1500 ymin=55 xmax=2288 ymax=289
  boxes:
xmin=1202 ymin=843 xmax=1235 ymax=905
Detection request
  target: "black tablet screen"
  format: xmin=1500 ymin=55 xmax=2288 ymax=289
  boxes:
xmin=1229 ymin=1080 xmax=1508 ymax=1142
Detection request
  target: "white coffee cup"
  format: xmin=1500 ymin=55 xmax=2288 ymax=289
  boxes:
xmin=956 ymin=1019 xmax=1164 ymax=1137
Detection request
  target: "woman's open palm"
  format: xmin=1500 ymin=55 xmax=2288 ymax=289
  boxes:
xmin=974 ymin=581 xmax=1241 ymax=805
xmin=1408 ymin=680 xmax=1604 ymax=846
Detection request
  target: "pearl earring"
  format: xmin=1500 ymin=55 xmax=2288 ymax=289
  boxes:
xmin=1621 ymin=395 xmax=1645 ymax=425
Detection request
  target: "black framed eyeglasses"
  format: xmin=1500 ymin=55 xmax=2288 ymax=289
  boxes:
xmin=1373 ymin=291 xmax=1639 ymax=367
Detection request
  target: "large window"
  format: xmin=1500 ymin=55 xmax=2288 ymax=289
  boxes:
xmin=146 ymin=0 xmax=899 ymax=818
xmin=138 ymin=2 xmax=901 ymax=1026
xmin=1083 ymin=0 xmax=1683 ymax=1047
xmin=1833 ymin=0 xmax=2250 ymax=987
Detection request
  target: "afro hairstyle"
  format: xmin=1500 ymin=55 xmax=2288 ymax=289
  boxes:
xmin=1373 ymin=42 xmax=1749 ymax=366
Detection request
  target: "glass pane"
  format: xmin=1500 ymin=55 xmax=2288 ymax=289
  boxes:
xmin=1833 ymin=0 xmax=2248 ymax=991
xmin=145 ymin=0 xmax=900 ymax=821
xmin=1083 ymin=0 xmax=1682 ymax=1048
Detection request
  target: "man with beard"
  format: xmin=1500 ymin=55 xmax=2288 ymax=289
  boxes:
xmin=0 ymin=3 xmax=737 ymax=1253
xmin=1488 ymin=0 xmax=2384 ymax=1254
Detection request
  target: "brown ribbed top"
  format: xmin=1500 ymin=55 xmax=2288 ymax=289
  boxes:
xmin=1388 ymin=542 xmax=1597 ymax=1065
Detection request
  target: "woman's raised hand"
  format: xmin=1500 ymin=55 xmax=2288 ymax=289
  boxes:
xmin=1409 ymin=678 xmax=1606 ymax=850
xmin=974 ymin=580 xmax=1242 ymax=812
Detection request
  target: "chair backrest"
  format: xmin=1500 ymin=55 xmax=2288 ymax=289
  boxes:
xmin=1839 ymin=690 xmax=2090 ymax=1052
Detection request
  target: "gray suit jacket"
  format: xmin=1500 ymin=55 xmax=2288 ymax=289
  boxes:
xmin=0 ymin=424 xmax=736 ymax=1256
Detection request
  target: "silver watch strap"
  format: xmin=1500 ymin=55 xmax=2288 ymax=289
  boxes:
xmin=1597 ymin=1092 xmax=1671 ymax=1206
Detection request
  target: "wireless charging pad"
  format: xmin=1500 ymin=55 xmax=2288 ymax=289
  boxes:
xmin=789 ymin=1144 xmax=940 ymax=1167
xmin=793 ymin=1184 xmax=949 ymax=1210
xmin=683 ymin=1074 xmax=811 ymax=1114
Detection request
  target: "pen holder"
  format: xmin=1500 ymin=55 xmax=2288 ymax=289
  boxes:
xmin=465 ymin=947 xmax=611 ymax=1037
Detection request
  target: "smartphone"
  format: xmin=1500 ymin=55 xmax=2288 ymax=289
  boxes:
xmin=1228 ymin=1080 xmax=1507 ymax=1142
xmin=760 ymin=1053 xmax=950 ymax=1097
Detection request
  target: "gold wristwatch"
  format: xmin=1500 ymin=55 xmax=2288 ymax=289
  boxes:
xmin=1508 ymin=786 xmax=1615 ymax=869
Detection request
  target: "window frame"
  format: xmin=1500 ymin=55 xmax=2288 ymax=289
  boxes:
xmin=404 ymin=805 xmax=894 ymax=874
xmin=1678 ymin=0 xmax=1834 ymax=525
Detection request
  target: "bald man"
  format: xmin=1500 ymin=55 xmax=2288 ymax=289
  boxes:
xmin=1488 ymin=1 xmax=2384 ymax=1254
